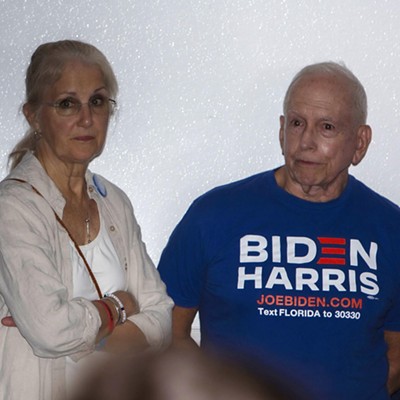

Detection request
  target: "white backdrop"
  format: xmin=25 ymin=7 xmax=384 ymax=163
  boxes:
xmin=1 ymin=0 xmax=400 ymax=268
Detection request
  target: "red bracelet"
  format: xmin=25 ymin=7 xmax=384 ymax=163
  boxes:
xmin=96 ymin=300 xmax=114 ymax=335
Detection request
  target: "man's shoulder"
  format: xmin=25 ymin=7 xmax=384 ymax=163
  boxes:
xmin=351 ymin=176 xmax=400 ymax=210
xmin=350 ymin=176 xmax=400 ymax=221
xmin=193 ymin=169 xmax=273 ymax=208
xmin=201 ymin=169 xmax=273 ymax=198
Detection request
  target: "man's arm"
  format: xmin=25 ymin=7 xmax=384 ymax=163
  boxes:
xmin=385 ymin=330 xmax=400 ymax=395
xmin=172 ymin=306 xmax=199 ymax=349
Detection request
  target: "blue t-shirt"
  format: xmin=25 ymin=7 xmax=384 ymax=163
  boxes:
xmin=158 ymin=170 xmax=400 ymax=400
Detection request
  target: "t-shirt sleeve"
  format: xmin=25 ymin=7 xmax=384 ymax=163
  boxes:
xmin=158 ymin=203 xmax=206 ymax=308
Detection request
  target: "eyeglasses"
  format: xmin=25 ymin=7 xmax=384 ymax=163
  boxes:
xmin=43 ymin=95 xmax=117 ymax=117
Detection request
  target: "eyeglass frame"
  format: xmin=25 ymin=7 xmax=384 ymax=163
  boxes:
xmin=41 ymin=96 xmax=117 ymax=117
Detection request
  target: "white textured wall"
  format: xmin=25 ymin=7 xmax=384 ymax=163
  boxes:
xmin=1 ymin=0 xmax=400 ymax=268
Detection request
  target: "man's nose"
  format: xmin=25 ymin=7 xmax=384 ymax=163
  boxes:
xmin=299 ymin=124 xmax=317 ymax=150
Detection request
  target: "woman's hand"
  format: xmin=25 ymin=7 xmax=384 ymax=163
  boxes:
xmin=94 ymin=290 xmax=142 ymax=345
xmin=100 ymin=291 xmax=148 ymax=353
xmin=112 ymin=290 xmax=139 ymax=317
xmin=1 ymin=316 xmax=16 ymax=327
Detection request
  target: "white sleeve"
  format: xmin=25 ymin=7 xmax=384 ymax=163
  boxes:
xmin=0 ymin=185 xmax=101 ymax=358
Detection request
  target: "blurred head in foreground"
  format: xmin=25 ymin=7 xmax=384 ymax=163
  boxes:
xmin=71 ymin=348 xmax=310 ymax=400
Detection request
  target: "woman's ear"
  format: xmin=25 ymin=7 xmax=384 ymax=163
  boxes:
xmin=23 ymin=103 xmax=40 ymax=131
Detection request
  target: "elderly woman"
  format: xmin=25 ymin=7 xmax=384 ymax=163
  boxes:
xmin=0 ymin=40 xmax=173 ymax=400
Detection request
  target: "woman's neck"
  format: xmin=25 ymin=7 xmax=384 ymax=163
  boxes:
xmin=35 ymin=152 xmax=89 ymax=199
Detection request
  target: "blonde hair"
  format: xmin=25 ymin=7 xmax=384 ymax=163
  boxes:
xmin=8 ymin=39 xmax=118 ymax=170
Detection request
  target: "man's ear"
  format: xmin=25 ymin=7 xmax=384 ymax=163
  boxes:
xmin=279 ymin=115 xmax=285 ymax=155
xmin=352 ymin=124 xmax=372 ymax=166
xmin=23 ymin=103 xmax=40 ymax=132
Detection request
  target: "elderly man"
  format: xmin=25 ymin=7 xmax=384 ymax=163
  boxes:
xmin=158 ymin=62 xmax=400 ymax=399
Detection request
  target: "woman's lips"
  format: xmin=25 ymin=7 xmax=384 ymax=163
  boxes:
xmin=74 ymin=136 xmax=94 ymax=141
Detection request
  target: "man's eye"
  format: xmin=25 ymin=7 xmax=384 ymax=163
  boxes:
xmin=291 ymin=119 xmax=302 ymax=127
xmin=90 ymin=96 xmax=105 ymax=107
xmin=57 ymin=98 xmax=77 ymax=109
xmin=324 ymin=123 xmax=334 ymax=130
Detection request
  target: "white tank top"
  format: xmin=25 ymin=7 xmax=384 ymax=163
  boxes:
xmin=70 ymin=214 xmax=125 ymax=299
xmin=67 ymin=212 xmax=125 ymax=394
